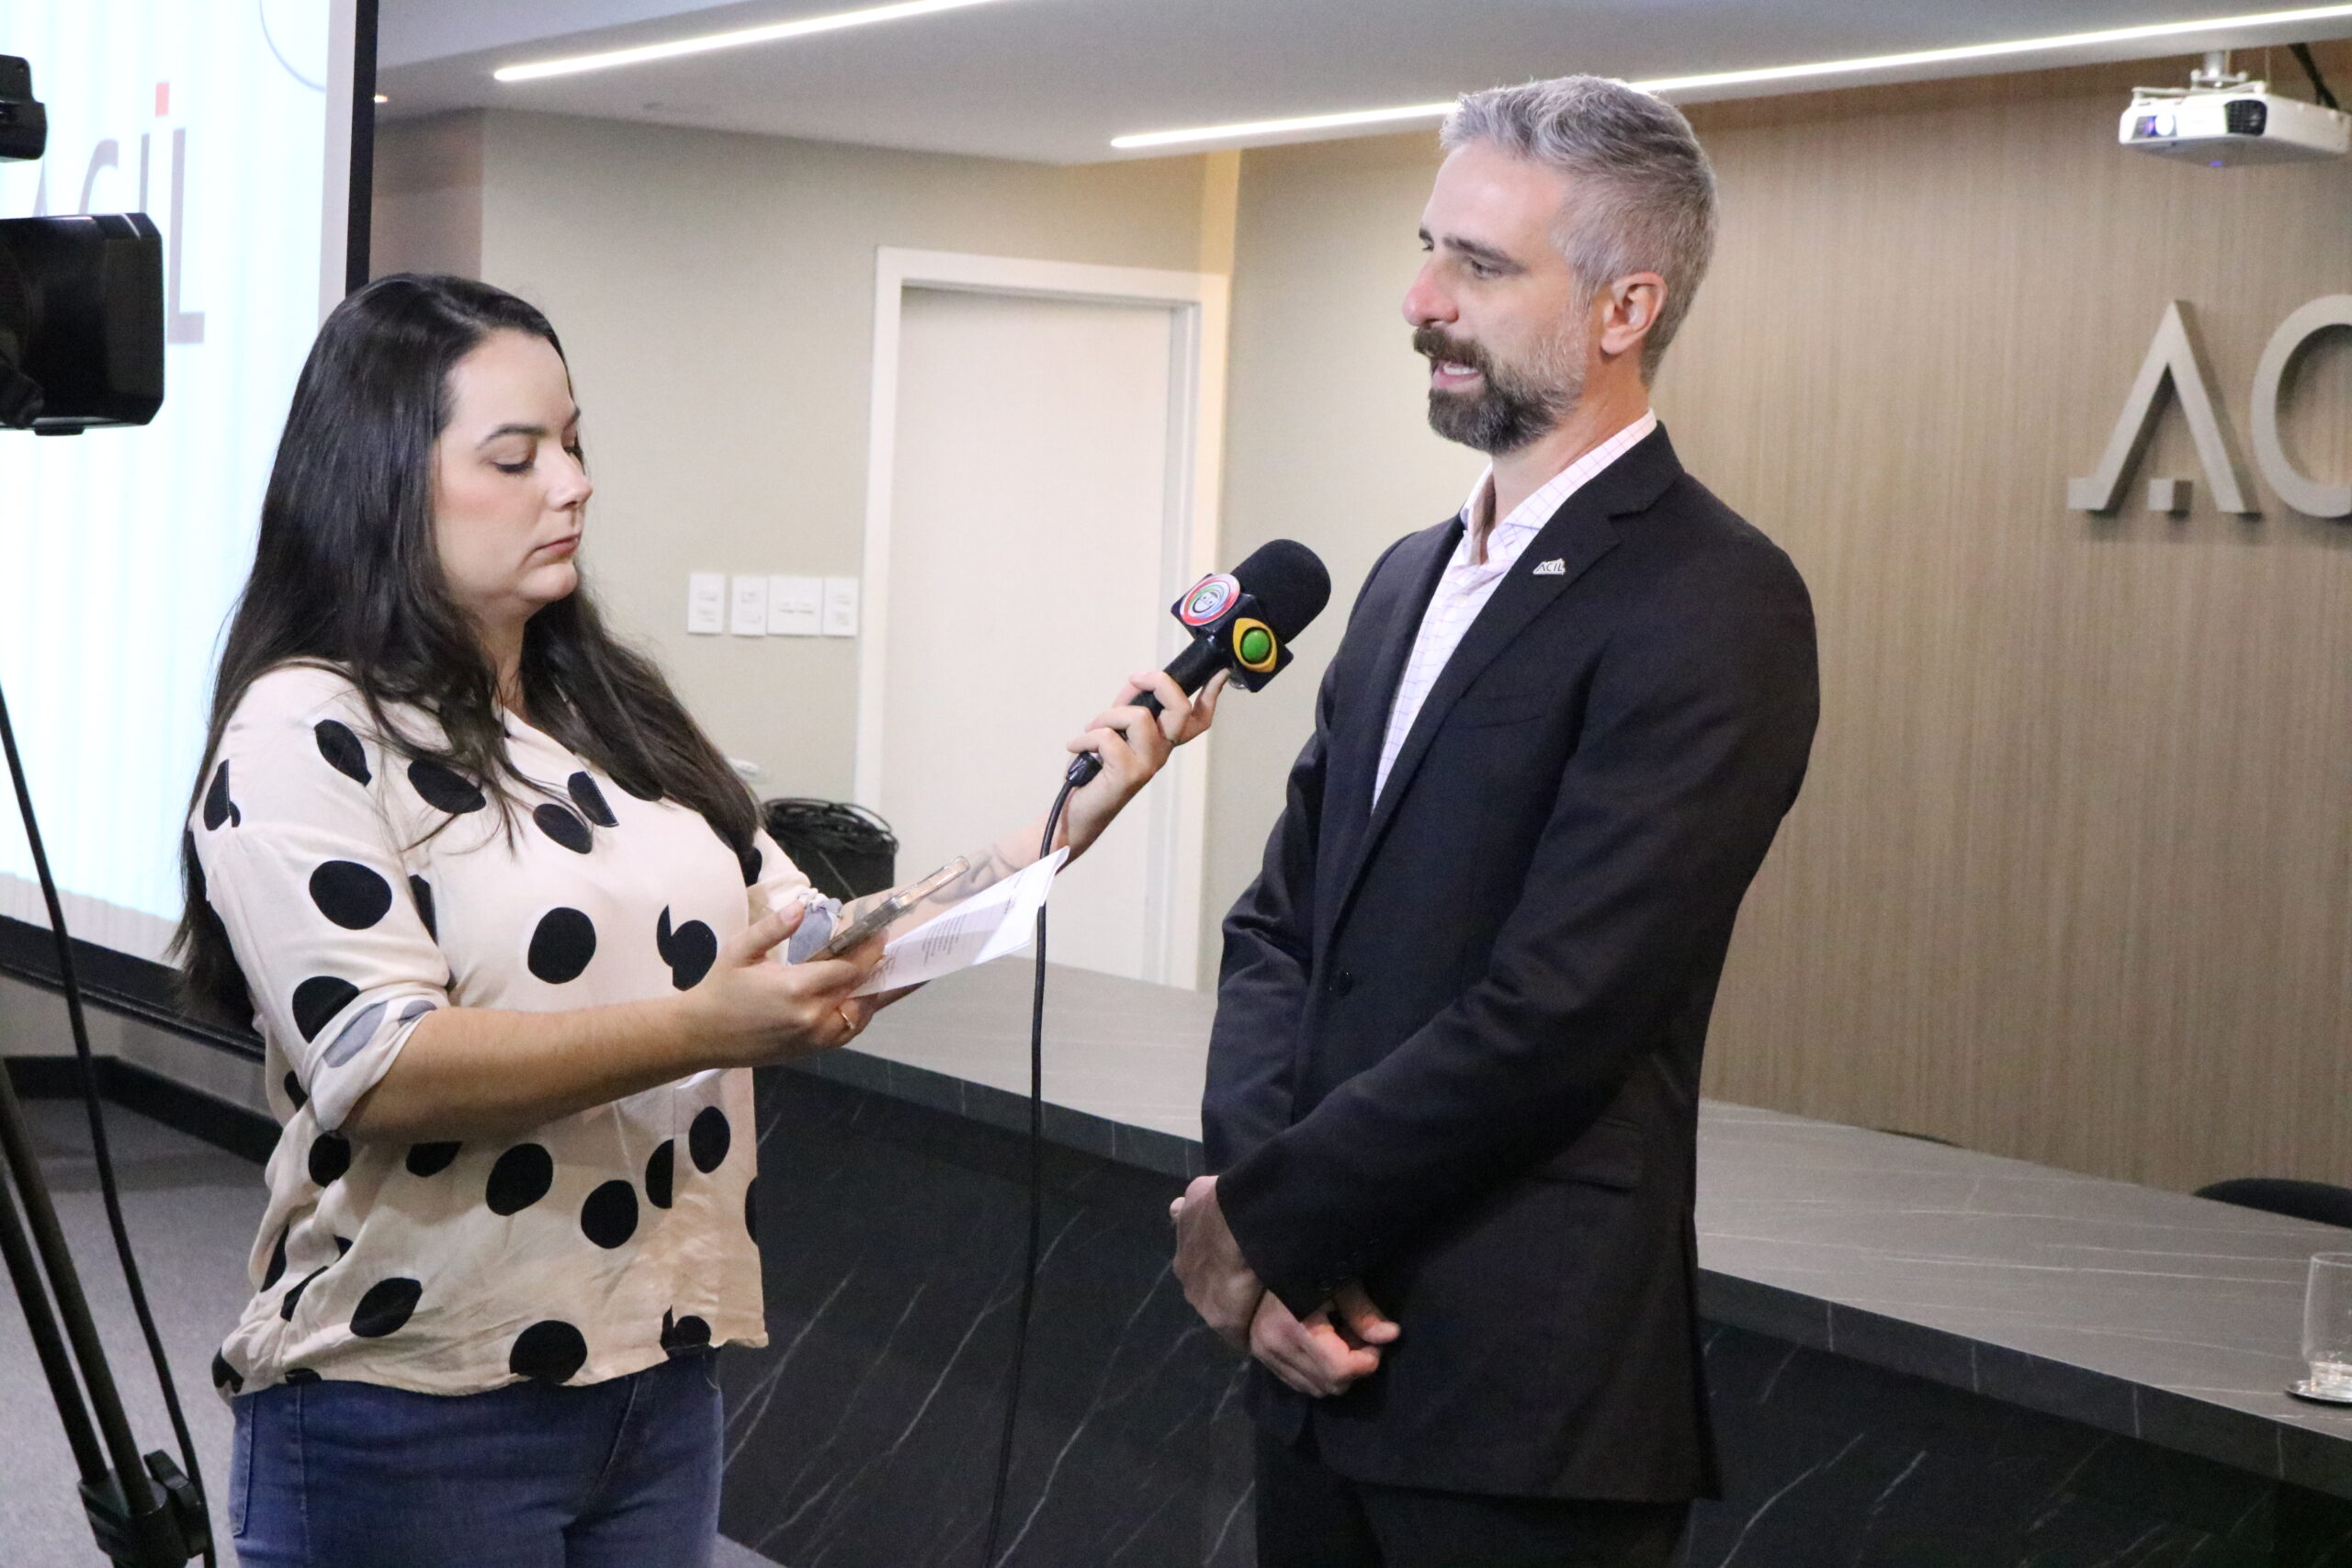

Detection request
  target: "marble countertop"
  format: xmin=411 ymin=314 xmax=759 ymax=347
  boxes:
xmin=793 ymin=957 xmax=2352 ymax=1499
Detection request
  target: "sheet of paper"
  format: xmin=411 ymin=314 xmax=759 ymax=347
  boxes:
xmin=852 ymin=848 xmax=1069 ymax=997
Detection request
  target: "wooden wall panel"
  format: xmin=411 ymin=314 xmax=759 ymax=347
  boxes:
xmin=1667 ymin=51 xmax=2352 ymax=1190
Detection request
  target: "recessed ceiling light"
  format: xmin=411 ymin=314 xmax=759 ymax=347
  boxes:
xmin=494 ymin=0 xmax=1019 ymax=84
xmin=1114 ymin=100 xmax=1457 ymax=152
xmin=373 ymin=93 xmax=389 ymax=104
xmin=1111 ymin=1 xmax=2352 ymax=150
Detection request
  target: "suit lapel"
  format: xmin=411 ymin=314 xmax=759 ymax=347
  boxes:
xmin=1322 ymin=426 xmax=1685 ymax=945
xmin=1316 ymin=521 xmax=1458 ymax=920
xmin=1333 ymin=525 xmax=1458 ymax=809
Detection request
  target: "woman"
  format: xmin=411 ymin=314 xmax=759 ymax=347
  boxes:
xmin=176 ymin=274 xmax=1215 ymax=1566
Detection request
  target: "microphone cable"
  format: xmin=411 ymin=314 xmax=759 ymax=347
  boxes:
xmin=978 ymin=770 xmax=1077 ymax=1568
xmin=967 ymin=543 xmax=1328 ymax=1563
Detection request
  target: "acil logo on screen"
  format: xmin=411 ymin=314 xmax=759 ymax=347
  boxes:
xmin=2069 ymin=296 xmax=2351 ymax=520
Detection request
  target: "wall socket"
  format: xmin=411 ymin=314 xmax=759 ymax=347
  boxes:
xmin=821 ymin=577 xmax=859 ymax=637
xmin=686 ymin=572 xmax=726 ymax=635
xmin=729 ymin=575 xmax=771 ymax=636
xmin=689 ymin=573 xmax=857 ymax=637
xmin=768 ymin=575 xmax=821 ymax=637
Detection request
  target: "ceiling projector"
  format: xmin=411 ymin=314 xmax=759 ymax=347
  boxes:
xmin=2121 ymin=53 xmax=2349 ymax=165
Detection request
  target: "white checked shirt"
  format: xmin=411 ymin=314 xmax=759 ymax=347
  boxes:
xmin=1373 ymin=412 xmax=1658 ymax=802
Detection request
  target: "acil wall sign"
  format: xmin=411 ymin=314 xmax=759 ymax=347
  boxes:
xmin=2068 ymin=297 xmax=2352 ymax=519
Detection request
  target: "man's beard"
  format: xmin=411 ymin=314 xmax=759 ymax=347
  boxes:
xmin=1413 ymin=323 xmax=1584 ymax=455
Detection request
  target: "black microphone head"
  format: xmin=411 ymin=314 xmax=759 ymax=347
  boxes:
xmin=1231 ymin=538 xmax=1330 ymax=641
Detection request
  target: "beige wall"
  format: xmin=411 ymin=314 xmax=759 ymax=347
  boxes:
xmin=1211 ymin=51 xmax=2352 ymax=1193
xmin=371 ymin=114 xmax=483 ymax=278
xmin=1204 ymin=132 xmax=1469 ymax=975
xmin=376 ymin=111 xmax=1216 ymax=800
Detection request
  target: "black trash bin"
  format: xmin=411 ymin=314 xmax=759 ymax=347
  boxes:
xmin=762 ymin=799 xmax=898 ymax=901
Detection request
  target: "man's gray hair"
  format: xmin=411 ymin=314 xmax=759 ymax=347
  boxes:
xmin=1442 ymin=75 xmax=1717 ymax=378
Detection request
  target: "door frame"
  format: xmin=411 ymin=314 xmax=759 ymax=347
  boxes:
xmin=854 ymin=246 xmax=1229 ymax=988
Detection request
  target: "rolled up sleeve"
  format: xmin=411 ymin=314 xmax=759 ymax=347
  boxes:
xmin=191 ymin=687 xmax=449 ymax=1133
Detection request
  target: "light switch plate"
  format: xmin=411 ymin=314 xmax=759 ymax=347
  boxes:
xmin=821 ymin=577 xmax=859 ymax=637
xmin=768 ymin=575 xmax=821 ymax=637
xmin=686 ymin=572 xmax=726 ymax=635
xmin=729 ymin=575 xmax=770 ymax=637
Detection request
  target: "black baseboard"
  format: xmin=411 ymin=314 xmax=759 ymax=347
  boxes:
xmin=6 ymin=1055 xmax=276 ymax=1164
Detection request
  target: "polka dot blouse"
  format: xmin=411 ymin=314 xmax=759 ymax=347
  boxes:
xmin=192 ymin=663 xmax=807 ymax=1397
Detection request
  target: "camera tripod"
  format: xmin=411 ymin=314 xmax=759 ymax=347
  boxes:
xmin=0 ymin=676 xmax=213 ymax=1565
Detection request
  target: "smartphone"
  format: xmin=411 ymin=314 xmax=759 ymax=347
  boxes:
xmin=810 ymin=857 xmax=967 ymax=961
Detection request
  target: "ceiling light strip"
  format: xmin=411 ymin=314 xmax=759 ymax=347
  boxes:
xmin=494 ymin=0 xmax=1016 ymax=84
xmin=1110 ymin=1 xmax=2352 ymax=150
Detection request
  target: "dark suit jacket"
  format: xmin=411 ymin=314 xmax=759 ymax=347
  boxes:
xmin=1204 ymin=425 xmax=1818 ymax=1502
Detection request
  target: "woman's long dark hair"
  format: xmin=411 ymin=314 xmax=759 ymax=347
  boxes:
xmin=175 ymin=274 xmax=758 ymax=1021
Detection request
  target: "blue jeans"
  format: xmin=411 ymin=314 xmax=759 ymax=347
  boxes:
xmin=228 ymin=1351 xmax=723 ymax=1567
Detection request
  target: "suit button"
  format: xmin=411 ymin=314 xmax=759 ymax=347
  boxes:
xmin=1328 ymin=969 xmax=1355 ymax=998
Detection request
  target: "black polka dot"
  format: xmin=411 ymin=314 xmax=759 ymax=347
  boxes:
xmin=405 ymin=1141 xmax=461 ymax=1178
xmin=673 ymin=924 xmax=715 ymax=987
xmin=210 ymin=1350 xmax=243 ymax=1393
xmin=534 ymin=803 xmax=593 ymax=854
xmin=308 ymin=1133 xmax=351 ymax=1187
xmin=314 ymin=720 xmax=370 ymax=785
xmin=526 ymin=908 xmax=597 ymax=984
xmin=334 ymin=1235 xmax=352 ymax=1257
xmin=201 ymin=760 xmax=241 ymax=829
xmin=661 ymin=1309 xmax=711 ymax=1354
xmin=581 ymin=1180 xmax=639 ymax=1249
xmin=282 ymin=1071 xmax=307 ymax=1110
xmin=309 ymin=860 xmax=393 ymax=930
xmin=410 ymin=876 xmax=437 ymax=940
xmin=644 ymin=1140 xmax=675 ymax=1210
xmin=737 ymin=841 xmax=762 ymax=886
xmin=744 ymin=1177 xmax=758 ymax=1242
xmin=283 ymin=1367 xmax=320 ymax=1384
xmin=409 ymin=760 xmax=486 ymax=815
xmin=689 ymin=1106 xmax=730 ymax=1174
xmin=291 ymin=976 xmax=359 ymax=1043
xmin=509 ymin=1320 xmax=588 ymax=1384
xmin=350 ymin=1278 xmax=423 ymax=1338
xmin=486 ymin=1143 xmax=554 ymax=1215
xmin=656 ymin=909 xmax=717 ymax=990
xmin=568 ymin=773 xmax=616 ymax=828
xmin=280 ymin=1262 xmax=332 ymax=1321
xmin=262 ymin=1224 xmax=288 ymax=1289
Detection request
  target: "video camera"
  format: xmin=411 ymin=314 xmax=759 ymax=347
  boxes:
xmin=0 ymin=54 xmax=164 ymax=433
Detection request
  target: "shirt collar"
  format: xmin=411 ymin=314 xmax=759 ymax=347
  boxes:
xmin=1459 ymin=409 xmax=1658 ymax=556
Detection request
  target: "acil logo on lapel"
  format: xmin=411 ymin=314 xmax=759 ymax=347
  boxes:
xmin=1531 ymin=558 xmax=1566 ymax=577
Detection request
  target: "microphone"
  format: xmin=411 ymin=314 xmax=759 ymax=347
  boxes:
xmin=1066 ymin=538 xmax=1332 ymax=787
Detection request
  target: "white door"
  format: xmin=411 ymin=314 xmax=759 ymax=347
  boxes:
xmin=875 ymin=286 xmax=1191 ymax=984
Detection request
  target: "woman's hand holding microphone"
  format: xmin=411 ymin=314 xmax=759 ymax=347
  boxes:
xmin=1057 ymin=668 xmax=1225 ymax=858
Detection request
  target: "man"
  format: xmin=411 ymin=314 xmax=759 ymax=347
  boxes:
xmin=1172 ymin=76 xmax=1819 ymax=1567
